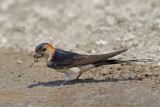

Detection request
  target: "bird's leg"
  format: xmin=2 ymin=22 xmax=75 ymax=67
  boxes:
xmin=61 ymin=72 xmax=70 ymax=85
xmin=75 ymin=72 xmax=82 ymax=81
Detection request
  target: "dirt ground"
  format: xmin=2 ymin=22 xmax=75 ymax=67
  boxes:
xmin=0 ymin=0 xmax=160 ymax=107
xmin=0 ymin=51 xmax=160 ymax=107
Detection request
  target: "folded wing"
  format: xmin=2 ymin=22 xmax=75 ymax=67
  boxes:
xmin=47 ymin=49 xmax=127 ymax=69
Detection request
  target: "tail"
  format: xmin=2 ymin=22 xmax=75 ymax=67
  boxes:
xmin=94 ymin=59 xmax=153 ymax=67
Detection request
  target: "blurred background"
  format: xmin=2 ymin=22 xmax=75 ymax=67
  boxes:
xmin=0 ymin=0 xmax=160 ymax=60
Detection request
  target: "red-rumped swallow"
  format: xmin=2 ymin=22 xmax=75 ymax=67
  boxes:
xmin=34 ymin=43 xmax=134 ymax=84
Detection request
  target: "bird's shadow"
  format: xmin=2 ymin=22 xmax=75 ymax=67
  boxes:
xmin=27 ymin=77 xmax=139 ymax=88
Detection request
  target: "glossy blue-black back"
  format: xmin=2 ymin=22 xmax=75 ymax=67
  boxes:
xmin=52 ymin=49 xmax=79 ymax=62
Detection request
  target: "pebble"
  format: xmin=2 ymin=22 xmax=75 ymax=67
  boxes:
xmin=17 ymin=60 xmax=22 ymax=64
xmin=95 ymin=40 xmax=107 ymax=45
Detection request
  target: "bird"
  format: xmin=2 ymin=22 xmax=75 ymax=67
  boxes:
xmin=34 ymin=43 xmax=134 ymax=85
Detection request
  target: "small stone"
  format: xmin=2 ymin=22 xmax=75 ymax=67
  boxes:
xmin=143 ymin=71 xmax=153 ymax=77
xmin=33 ymin=79 xmax=38 ymax=82
xmin=95 ymin=40 xmax=107 ymax=45
xmin=17 ymin=60 xmax=22 ymax=64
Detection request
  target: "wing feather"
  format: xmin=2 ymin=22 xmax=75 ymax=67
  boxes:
xmin=47 ymin=49 xmax=127 ymax=69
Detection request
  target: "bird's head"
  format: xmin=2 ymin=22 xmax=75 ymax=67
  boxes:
xmin=34 ymin=43 xmax=55 ymax=62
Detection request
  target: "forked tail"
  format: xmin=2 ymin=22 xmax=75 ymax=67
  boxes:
xmin=94 ymin=59 xmax=153 ymax=67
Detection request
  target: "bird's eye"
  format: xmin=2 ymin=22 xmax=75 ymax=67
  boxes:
xmin=42 ymin=48 xmax=46 ymax=51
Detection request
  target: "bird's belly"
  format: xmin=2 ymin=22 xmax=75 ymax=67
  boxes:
xmin=55 ymin=64 xmax=95 ymax=74
xmin=55 ymin=67 xmax=80 ymax=74
xmin=80 ymin=64 xmax=95 ymax=72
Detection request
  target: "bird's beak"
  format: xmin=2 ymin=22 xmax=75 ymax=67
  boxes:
xmin=34 ymin=53 xmax=39 ymax=62
xmin=34 ymin=52 xmax=44 ymax=62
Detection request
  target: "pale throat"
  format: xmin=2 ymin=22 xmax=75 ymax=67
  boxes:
xmin=46 ymin=48 xmax=54 ymax=61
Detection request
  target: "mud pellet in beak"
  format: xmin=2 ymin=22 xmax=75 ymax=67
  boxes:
xmin=34 ymin=54 xmax=39 ymax=62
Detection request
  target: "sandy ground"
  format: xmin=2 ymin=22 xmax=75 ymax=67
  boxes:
xmin=0 ymin=0 xmax=160 ymax=107
xmin=0 ymin=51 xmax=160 ymax=107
